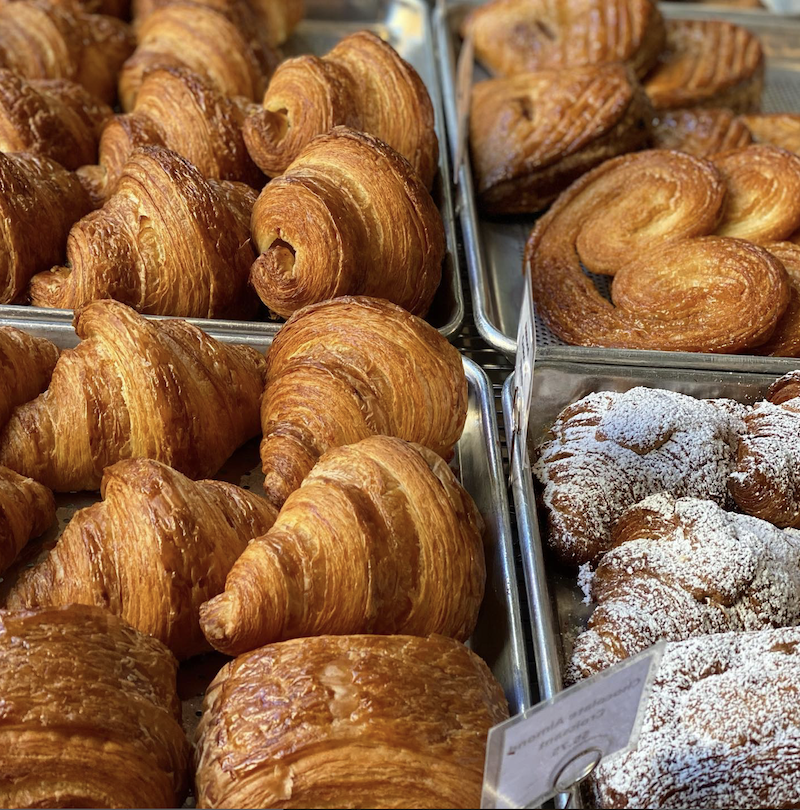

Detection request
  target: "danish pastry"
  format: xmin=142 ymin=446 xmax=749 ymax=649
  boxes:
xmin=756 ymin=242 xmax=800 ymax=357
xmin=0 ymin=466 xmax=54 ymax=575
xmin=740 ymin=113 xmax=800 ymax=155
xmin=651 ymin=107 xmax=752 ymax=157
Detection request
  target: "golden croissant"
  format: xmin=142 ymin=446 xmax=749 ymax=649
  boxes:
xmin=194 ymin=634 xmax=508 ymax=810
xmin=0 ymin=604 xmax=189 ymax=808
xmin=651 ymin=107 xmax=753 ymax=157
xmin=0 ymin=300 xmax=266 ymax=492
xmin=758 ymin=242 xmax=800 ymax=356
xmin=250 ymin=127 xmax=444 ymax=319
xmin=244 ymin=31 xmax=438 ymax=186
xmin=0 ymin=153 xmax=91 ymax=304
xmin=31 ymin=146 xmax=259 ymax=318
xmin=7 ymin=458 xmax=277 ymax=660
xmin=0 ymin=0 xmax=135 ymax=106
xmin=0 ymin=466 xmax=55 ymax=575
xmin=200 ymin=436 xmax=485 ymax=656
xmin=259 ymin=296 xmax=467 ymax=508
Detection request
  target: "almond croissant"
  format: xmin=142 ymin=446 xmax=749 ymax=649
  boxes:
xmin=244 ymin=31 xmax=438 ymax=186
xmin=0 ymin=300 xmax=266 ymax=492
xmin=31 ymin=146 xmax=259 ymax=318
xmin=7 ymin=458 xmax=277 ymax=659
xmin=259 ymin=296 xmax=467 ymax=508
xmin=200 ymin=436 xmax=485 ymax=656
xmin=0 ymin=466 xmax=55 ymax=575
xmin=250 ymin=127 xmax=444 ymax=319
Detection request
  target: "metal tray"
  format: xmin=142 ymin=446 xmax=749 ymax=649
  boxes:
xmin=436 ymin=0 xmax=800 ymax=360
xmin=0 ymin=0 xmax=464 ymax=342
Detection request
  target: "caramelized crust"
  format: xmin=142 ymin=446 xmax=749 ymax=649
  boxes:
xmin=0 ymin=300 xmax=266 ymax=491
xmin=644 ymin=19 xmax=764 ymax=114
xmin=0 ymin=604 xmax=189 ymax=808
xmin=739 ymin=113 xmax=800 ymax=156
xmin=0 ymin=466 xmax=54 ymax=574
xmin=757 ymin=242 xmax=800 ymax=357
xmin=194 ymin=634 xmax=508 ymax=810
xmin=470 ymin=64 xmax=652 ymax=215
xmin=651 ymin=107 xmax=752 ymax=157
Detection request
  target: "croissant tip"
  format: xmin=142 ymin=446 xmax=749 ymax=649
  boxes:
xmin=199 ymin=593 xmax=246 ymax=655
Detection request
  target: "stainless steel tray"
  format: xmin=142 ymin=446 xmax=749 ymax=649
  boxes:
xmin=436 ymin=0 xmax=800 ymax=360
xmin=0 ymin=0 xmax=464 ymax=341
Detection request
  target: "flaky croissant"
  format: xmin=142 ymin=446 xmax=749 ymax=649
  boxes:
xmin=0 ymin=300 xmax=266 ymax=492
xmin=0 ymin=604 xmax=189 ymax=808
xmin=244 ymin=31 xmax=438 ymax=186
xmin=31 ymin=146 xmax=259 ymax=318
xmin=250 ymin=127 xmax=444 ymax=319
xmin=200 ymin=436 xmax=485 ymax=656
xmin=259 ymin=296 xmax=467 ymax=508
xmin=7 ymin=458 xmax=277 ymax=660
xmin=0 ymin=466 xmax=54 ymax=575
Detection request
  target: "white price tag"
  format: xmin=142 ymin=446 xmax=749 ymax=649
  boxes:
xmin=481 ymin=643 xmax=664 ymax=809
xmin=509 ymin=279 xmax=535 ymax=478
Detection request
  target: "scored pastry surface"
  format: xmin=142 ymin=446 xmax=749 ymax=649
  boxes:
xmin=740 ymin=113 xmax=800 ymax=155
xmin=650 ymin=107 xmax=752 ymax=157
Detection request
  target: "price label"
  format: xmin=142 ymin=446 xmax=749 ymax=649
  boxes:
xmin=509 ymin=280 xmax=535 ymax=479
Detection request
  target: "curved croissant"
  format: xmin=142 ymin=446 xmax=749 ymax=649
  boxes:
xmin=0 ymin=0 xmax=134 ymax=106
xmin=0 ymin=153 xmax=92 ymax=305
xmin=651 ymin=107 xmax=753 ymax=157
xmin=7 ymin=458 xmax=277 ymax=659
xmin=0 ymin=466 xmax=55 ymax=574
xmin=758 ymin=243 xmax=800 ymax=357
xmin=0 ymin=604 xmax=189 ymax=808
xmin=259 ymin=297 xmax=467 ymax=508
xmin=0 ymin=300 xmax=266 ymax=492
xmin=200 ymin=436 xmax=485 ymax=656
xmin=250 ymin=127 xmax=444 ymax=318
xmin=244 ymin=31 xmax=438 ymax=186
xmin=31 ymin=146 xmax=259 ymax=318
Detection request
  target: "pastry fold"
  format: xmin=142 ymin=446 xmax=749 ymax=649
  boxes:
xmin=194 ymin=634 xmax=508 ymax=810
xmin=250 ymin=127 xmax=444 ymax=319
xmin=0 ymin=466 xmax=54 ymax=575
xmin=651 ymin=107 xmax=752 ymax=157
xmin=0 ymin=300 xmax=266 ymax=491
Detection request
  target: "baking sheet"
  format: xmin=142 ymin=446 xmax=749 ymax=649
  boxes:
xmin=436 ymin=0 xmax=800 ymax=360
xmin=0 ymin=0 xmax=464 ymax=341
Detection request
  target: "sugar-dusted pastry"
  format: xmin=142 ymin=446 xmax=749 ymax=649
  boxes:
xmin=0 ymin=0 xmax=134 ymax=106
xmin=0 ymin=300 xmax=266 ymax=492
xmin=30 ymin=146 xmax=259 ymax=318
xmin=245 ymin=31 xmax=437 ymax=186
xmin=651 ymin=107 xmax=752 ymax=156
xmin=740 ymin=113 xmax=800 ymax=155
xmin=569 ymin=494 xmax=800 ymax=681
xmin=469 ymin=64 xmax=652 ymax=215
xmin=533 ymin=387 xmax=746 ymax=565
xmin=461 ymin=0 xmax=665 ymax=80
xmin=200 ymin=436 xmax=485 ymax=656
xmin=757 ymin=242 xmax=800 ymax=357
xmin=7 ymin=459 xmax=276 ymax=659
xmin=194 ymin=634 xmax=508 ymax=809
xmin=590 ymin=627 xmax=800 ymax=809
xmin=0 ymin=604 xmax=189 ymax=808
xmin=259 ymin=297 xmax=467 ymax=508
xmin=0 ymin=153 xmax=92 ymax=305
xmin=0 ymin=466 xmax=54 ymax=575
xmin=250 ymin=127 xmax=444 ymax=319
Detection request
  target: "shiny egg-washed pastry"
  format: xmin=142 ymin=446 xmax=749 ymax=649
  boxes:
xmin=244 ymin=30 xmax=438 ymax=187
xmin=645 ymin=19 xmax=764 ymax=114
xmin=0 ymin=604 xmax=189 ymax=808
xmin=0 ymin=466 xmax=54 ymax=575
xmin=533 ymin=387 xmax=746 ymax=566
xmin=250 ymin=127 xmax=444 ymax=319
xmin=469 ymin=64 xmax=652 ymax=215
xmin=259 ymin=296 xmax=467 ymax=508
xmin=651 ymin=107 xmax=752 ymax=157
xmin=0 ymin=70 xmax=112 ymax=171
xmin=740 ymin=113 xmax=800 ymax=156
xmin=0 ymin=300 xmax=266 ymax=492
xmin=194 ymin=634 xmax=508 ymax=809
xmin=7 ymin=458 xmax=277 ymax=660
xmin=30 ymin=146 xmax=259 ymax=318
xmin=0 ymin=153 xmax=92 ymax=305
xmin=461 ymin=0 xmax=665 ymax=80
xmin=569 ymin=494 xmax=800 ymax=682
xmin=200 ymin=436 xmax=485 ymax=657
xmin=0 ymin=0 xmax=134 ymax=106
xmin=757 ymin=242 xmax=800 ymax=357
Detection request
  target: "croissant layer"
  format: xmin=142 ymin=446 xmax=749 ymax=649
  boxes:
xmin=0 ymin=466 xmax=55 ymax=575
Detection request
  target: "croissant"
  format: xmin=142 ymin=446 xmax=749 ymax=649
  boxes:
xmin=194 ymin=634 xmax=509 ymax=810
xmin=0 ymin=466 xmax=54 ymax=575
xmin=259 ymin=296 xmax=467 ymax=508
xmin=30 ymin=146 xmax=259 ymax=318
xmin=0 ymin=300 xmax=266 ymax=492
xmin=645 ymin=19 xmax=764 ymax=114
xmin=651 ymin=107 xmax=752 ymax=157
xmin=461 ymin=0 xmax=665 ymax=80
xmin=756 ymin=242 xmax=800 ymax=357
xmin=0 ymin=0 xmax=135 ymax=106
xmin=118 ymin=2 xmax=276 ymax=111
xmin=0 ymin=327 xmax=59 ymax=430
xmin=244 ymin=31 xmax=438 ymax=187
xmin=250 ymin=128 xmax=444 ymax=319
xmin=469 ymin=64 xmax=652 ymax=215
xmin=7 ymin=458 xmax=276 ymax=659
xmin=0 ymin=604 xmax=189 ymax=808
xmin=740 ymin=113 xmax=800 ymax=156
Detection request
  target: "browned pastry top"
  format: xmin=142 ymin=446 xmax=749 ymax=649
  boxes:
xmin=740 ymin=113 xmax=800 ymax=155
xmin=650 ymin=107 xmax=752 ymax=157
xmin=194 ymin=634 xmax=509 ymax=809
xmin=754 ymin=242 xmax=800 ymax=357
xmin=0 ymin=465 xmax=54 ymax=574
xmin=0 ymin=326 xmax=58 ymax=430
